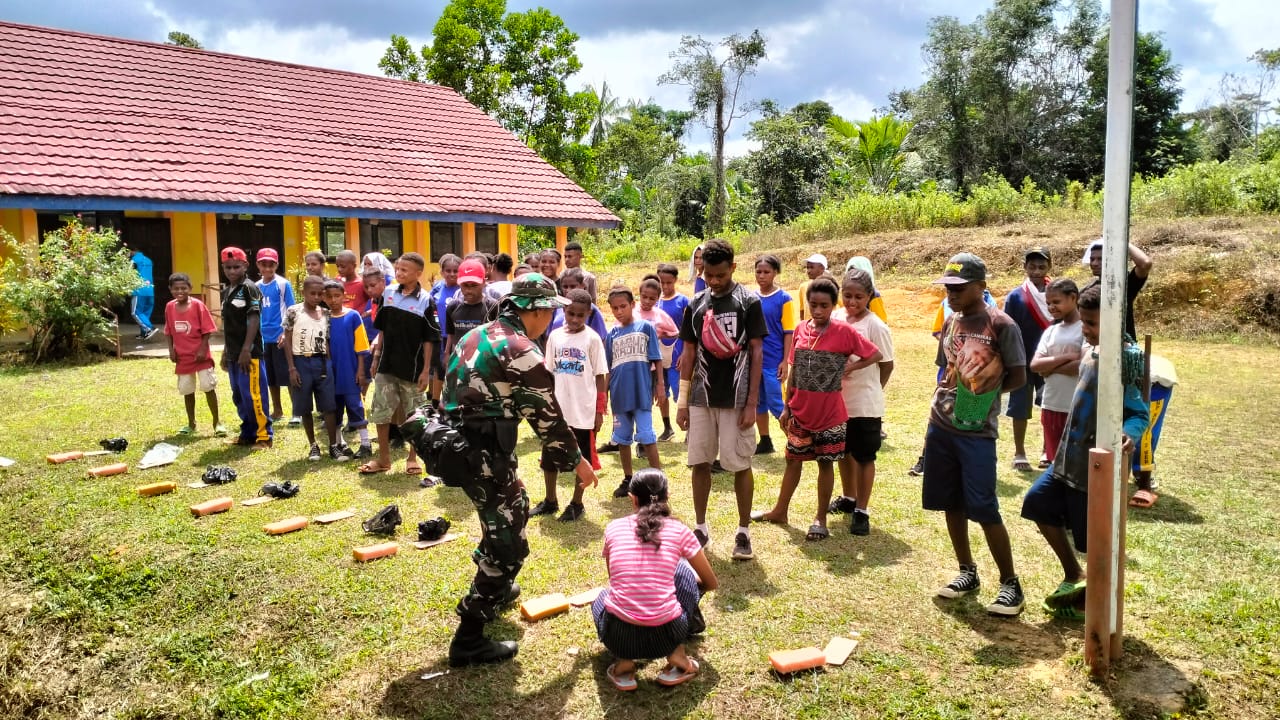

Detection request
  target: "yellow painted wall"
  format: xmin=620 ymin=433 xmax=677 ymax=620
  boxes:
xmin=170 ymin=212 xmax=207 ymax=288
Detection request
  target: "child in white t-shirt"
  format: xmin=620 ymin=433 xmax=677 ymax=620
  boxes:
xmin=1029 ymin=279 xmax=1083 ymax=463
xmin=830 ymin=268 xmax=895 ymax=536
xmin=534 ymin=288 xmax=608 ymax=522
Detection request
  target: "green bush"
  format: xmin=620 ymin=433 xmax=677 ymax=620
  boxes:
xmin=0 ymin=220 xmax=140 ymax=361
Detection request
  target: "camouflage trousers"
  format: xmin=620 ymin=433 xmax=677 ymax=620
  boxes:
xmin=455 ymin=442 xmax=529 ymax=622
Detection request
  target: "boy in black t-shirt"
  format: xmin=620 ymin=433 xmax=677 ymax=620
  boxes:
xmin=219 ymin=246 xmax=273 ymax=449
xmin=445 ymin=259 xmax=498 ymax=360
xmin=675 ymin=239 xmax=768 ymax=561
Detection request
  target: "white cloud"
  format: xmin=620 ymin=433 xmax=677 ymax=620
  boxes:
xmin=574 ymin=30 xmax=689 ymax=108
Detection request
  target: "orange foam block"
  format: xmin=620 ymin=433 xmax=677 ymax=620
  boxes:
xmin=520 ymin=593 xmax=570 ymax=622
xmin=47 ymin=451 xmax=84 ymax=464
xmin=263 ymin=516 xmax=309 ymax=535
xmin=136 ymin=481 xmax=177 ymax=497
xmin=353 ymin=542 xmax=399 ymax=562
xmin=190 ymin=496 xmax=234 ymax=517
xmin=769 ymin=647 xmax=826 ymax=674
xmin=87 ymin=463 xmax=128 ymax=477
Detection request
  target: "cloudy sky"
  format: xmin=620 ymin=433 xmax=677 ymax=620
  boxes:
xmin=4 ymin=0 xmax=1276 ymax=156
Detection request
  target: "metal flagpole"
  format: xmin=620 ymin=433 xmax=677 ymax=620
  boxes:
xmin=1087 ymin=0 xmax=1138 ymax=678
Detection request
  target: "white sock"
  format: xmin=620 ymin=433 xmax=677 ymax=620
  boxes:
xmin=737 ymin=526 xmax=750 ymax=537
xmin=696 ymin=523 xmax=710 ymax=536
xmin=855 ymin=508 xmax=869 ymax=516
xmin=358 ymin=427 xmax=370 ymax=444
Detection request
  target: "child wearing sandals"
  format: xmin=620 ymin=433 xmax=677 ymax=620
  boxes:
xmin=1019 ymin=284 xmax=1149 ymax=620
xmin=828 ymin=268 xmax=894 ymax=536
xmin=752 ymin=277 xmax=882 ymax=540
xmin=594 ymin=469 xmax=718 ymax=691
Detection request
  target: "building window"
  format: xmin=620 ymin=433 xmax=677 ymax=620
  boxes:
xmin=359 ymin=219 xmax=403 ymax=260
xmin=36 ymin=211 xmax=124 ymax=241
xmin=320 ymin=217 xmax=346 ymax=260
xmin=476 ymin=224 xmax=499 ymax=255
xmin=430 ymin=222 xmax=460 ymax=262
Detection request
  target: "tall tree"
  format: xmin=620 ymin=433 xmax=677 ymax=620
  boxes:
xmin=1077 ymin=31 xmax=1189 ymax=179
xmin=744 ymin=111 xmax=831 ymax=223
xmin=165 ymin=31 xmax=203 ymax=49
xmin=378 ymin=0 xmax=593 ymax=171
xmin=659 ymin=30 xmax=767 ymax=234
xmin=586 ymin=81 xmax=622 ymax=147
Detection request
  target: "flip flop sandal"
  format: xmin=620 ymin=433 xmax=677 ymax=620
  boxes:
xmin=1011 ymin=456 xmax=1033 ymax=471
xmin=213 ymin=425 xmax=228 ymax=437
xmin=1042 ymin=600 xmax=1085 ymax=621
xmin=1038 ymin=456 xmax=1051 ymax=469
xmin=606 ymin=663 xmax=638 ymax=692
xmin=805 ymin=524 xmax=830 ymax=542
xmin=404 ymin=462 xmax=423 ymax=476
xmin=656 ymin=657 xmax=699 ymax=687
xmin=358 ymin=461 xmax=391 ymax=474
xmin=1044 ymin=580 xmax=1087 ymax=609
xmin=1128 ymin=489 xmax=1158 ymax=508
xmin=177 ymin=426 xmax=194 ymax=435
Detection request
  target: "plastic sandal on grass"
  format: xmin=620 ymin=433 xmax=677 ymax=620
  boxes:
xmin=213 ymin=425 xmax=227 ymax=437
xmin=656 ymin=657 xmax=700 ymax=687
xmin=1129 ymin=489 xmax=1158 ymax=508
xmin=1011 ymin=455 xmax=1033 ymax=472
xmin=1044 ymin=580 xmax=1087 ymax=609
xmin=606 ymin=663 xmax=638 ymax=692
xmin=177 ymin=426 xmax=193 ymax=435
xmin=806 ymin=524 xmax=830 ymax=541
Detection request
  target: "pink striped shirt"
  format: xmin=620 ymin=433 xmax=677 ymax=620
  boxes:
xmin=602 ymin=515 xmax=701 ymax=626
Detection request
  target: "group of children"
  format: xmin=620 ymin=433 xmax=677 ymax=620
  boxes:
xmin=159 ymin=235 xmax=1159 ymax=686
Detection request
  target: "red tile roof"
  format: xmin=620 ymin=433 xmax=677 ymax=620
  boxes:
xmin=0 ymin=21 xmax=619 ymax=227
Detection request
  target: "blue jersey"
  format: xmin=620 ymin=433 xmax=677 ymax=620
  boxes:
xmin=657 ymin=293 xmax=690 ymax=362
xmin=605 ymin=320 xmax=662 ymax=414
xmin=256 ymin=276 xmax=295 ymax=343
xmin=328 ymin=309 xmax=370 ymax=395
xmin=756 ymin=288 xmax=795 ymax=369
xmin=131 ymin=251 xmax=154 ymax=298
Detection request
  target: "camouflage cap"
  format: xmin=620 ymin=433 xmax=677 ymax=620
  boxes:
xmin=505 ymin=272 xmax=570 ymax=310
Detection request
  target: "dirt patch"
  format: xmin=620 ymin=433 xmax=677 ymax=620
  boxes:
xmin=1109 ymin=656 xmax=1207 ymax=719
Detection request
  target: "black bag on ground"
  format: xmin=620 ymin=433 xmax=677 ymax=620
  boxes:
xmin=417 ymin=516 xmax=451 ymax=542
xmin=363 ymin=504 xmax=402 ymax=535
xmin=400 ymin=408 xmax=475 ymax=487
xmin=260 ymin=480 xmax=300 ymax=499
xmin=99 ymin=437 xmax=128 ymax=453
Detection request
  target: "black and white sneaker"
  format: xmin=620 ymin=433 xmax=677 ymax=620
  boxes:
xmin=354 ymin=444 xmax=373 ymax=460
xmin=143 ymin=327 xmax=160 ymax=340
xmin=329 ymin=444 xmax=353 ymax=461
xmin=986 ymin=577 xmax=1026 ymax=616
xmin=612 ymin=477 xmax=632 ymax=498
xmin=937 ymin=565 xmax=980 ymax=599
xmin=732 ymin=532 xmax=753 ymax=561
xmin=693 ymin=528 xmax=709 ymax=548
xmin=908 ymin=455 xmax=925 ymax=477
xmin=557 ymin=502 xmax=585 ymax=522
xmin=657 ymin=427 xmax=676 ymax=442
xmin=307 ymin=443 xmax=322 ymax=462
xmin=529 ymin=499 xmax=559 ymax=517
xmin=828 ymin=495 xmax=858 ymax=514
xmin=849 ymin=511 xmax=870 ymax=536
xmin=597 ymin=441 xmax=619 ymax=454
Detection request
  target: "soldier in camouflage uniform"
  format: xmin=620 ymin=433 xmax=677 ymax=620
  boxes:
xmin=436 ymin=273 xmax=599 ymax=667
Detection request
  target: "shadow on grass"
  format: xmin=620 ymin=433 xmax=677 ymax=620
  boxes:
xmin=707 ymin=555 xmax=778 ymax=614
xmin=789 ymin=524 xmax=914 ymax=576
xmin=1100 ymin=638 xmax=1207 ymax=719
xmin=1125 ymin=492 xmax=1204 ymax=524
xmin=931 ymin=596 xmax=1072 ymax=666
xmin=534 ymin=513 xmax=605 ymax=550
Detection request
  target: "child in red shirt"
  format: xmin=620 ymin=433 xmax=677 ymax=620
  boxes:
xmin=751 ymin=277 xmax=881 ymax=539
xmin=164 ymin=273 xmax=224 ymax=436
xmin=336 ymin=249 xmax=369 ymax=311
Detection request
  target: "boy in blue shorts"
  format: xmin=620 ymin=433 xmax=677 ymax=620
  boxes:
xmin=256 ymin=248 xmax=296 ymax=424
xmin=605 ymin=285 xmax=664 ymax=498
xmin=1020 ymin=284 xmax=1149 ymax=619
xmin=753 ymin=254 xmax=794 ymax=455
xmin=283 ymin=276 xmax=348 ymax=461
xmin=925 ymin=253 xmax=1027 ymax=616
xmin=656 ymin=263 xmax=690 ymax=441
xmin=323 ymin=280 xmax=372 ymax=458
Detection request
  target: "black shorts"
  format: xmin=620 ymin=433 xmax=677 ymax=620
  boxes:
xmin=845 ymin=417 xmax=883 ymax=463
xmin=540 ymin=427 xmax=592 ymax=471
xmin=262 ymin=342 xmax=289 ymax=388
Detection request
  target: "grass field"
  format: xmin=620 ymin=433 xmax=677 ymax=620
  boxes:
xmin=2 ymin=285 xmax=1278 ymax=719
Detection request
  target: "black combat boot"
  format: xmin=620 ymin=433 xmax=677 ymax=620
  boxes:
xmin=448 ymin=617 xmax=518 ymax=667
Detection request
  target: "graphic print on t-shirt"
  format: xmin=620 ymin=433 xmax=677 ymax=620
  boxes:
xmin=610 ymin=331 xmax=653 ymax=368
xmin=932 ymin=307 xmax=1025 ymax=435
xmin=551 ymin=345 xmax=588 ymax=376
xmin=173 ymin=320 xmax=191 ymax=335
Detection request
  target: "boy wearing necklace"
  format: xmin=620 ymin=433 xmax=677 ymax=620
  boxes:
xmin=750 ymin=277 xmax=881 ymax=540
xmin=1001 ymin=247 xmax=1052 ymax=471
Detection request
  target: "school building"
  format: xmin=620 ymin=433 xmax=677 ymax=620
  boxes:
xmin=0 ymin=21 xmax=618 ymax=312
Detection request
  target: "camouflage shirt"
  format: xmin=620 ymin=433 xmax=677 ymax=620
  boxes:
xmin=443 ymin=309 xmax=582 ymax=471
